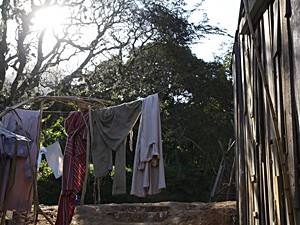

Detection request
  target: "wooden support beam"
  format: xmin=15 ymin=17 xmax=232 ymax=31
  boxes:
xmin=241 ymin=0 xmax=295 ymax=223
xmin=80 ymin=106 xmax=93 ymax=206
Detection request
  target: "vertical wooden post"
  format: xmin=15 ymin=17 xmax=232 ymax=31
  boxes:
xmin=226 ymin=155 xmax=236 ymax=200
xmin=289 ymin=0 xmax=300 ymax=221
xmin=233 ymin=32 xmax=247 ymax=225
xmin=80 ymin=106 xmax=92 ymax=205
xmin=33 ymin=100 xmax=44 ymax=225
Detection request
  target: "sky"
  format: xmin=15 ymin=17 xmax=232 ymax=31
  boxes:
xmin=189 ymin=0 xmax=241 ymax=61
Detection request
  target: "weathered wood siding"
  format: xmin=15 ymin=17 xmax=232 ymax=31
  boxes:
xmin=232 ymin=0 xmax=300 ymax=224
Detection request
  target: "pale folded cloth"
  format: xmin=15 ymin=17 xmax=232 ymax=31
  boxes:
xmin=44 ymin=141 xmax=64 ymax=179
xmin=130 ymin=93 xmax=166 ymax=197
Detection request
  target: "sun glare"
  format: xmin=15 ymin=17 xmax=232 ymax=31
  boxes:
xmin=32 ymin=6 xmax=67 ymax=31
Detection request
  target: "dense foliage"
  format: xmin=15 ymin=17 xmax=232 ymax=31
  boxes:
xmin=0 ymin=0 xmax=234 ymax=204
xmin=37 ymin=42 xmax=234 ymax=204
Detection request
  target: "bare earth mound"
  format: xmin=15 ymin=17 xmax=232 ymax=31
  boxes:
xmin=28 ymin=201 xmax=237 ymax=225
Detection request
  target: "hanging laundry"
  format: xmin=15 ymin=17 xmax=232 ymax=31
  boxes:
xmin=0 ymin=127 xmax=32 ymax=142
xmin=0 ymin=109 xmax=41 ymax=212
xmin=44 ymin=141 xmax=63 ymax=179
xmin=130 ymin=93 xmax=166 ymax=197
xmin=55 ymin=111 xmax=89 ymax=225
xmin=91 ymin=100 xmax=142 ymax=195
xmin=37 ymin=146 xmax=47 ymax=171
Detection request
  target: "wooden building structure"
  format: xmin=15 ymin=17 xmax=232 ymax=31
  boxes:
xmin=232 ymin=0 xmax=300 ymax=224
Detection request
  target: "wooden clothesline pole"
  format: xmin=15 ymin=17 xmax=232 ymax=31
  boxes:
xmin=38 ymin=205 xmax=54 ymax=225
xmin=33 ymin=100 xmax=44 ymax=225
xmin=0 ymin=96 xmax=110 ymax=224
xmin=80 ymin=106 xmax=93 ymax=205
xmin=0 ymin=96 xmax=111 ymax=119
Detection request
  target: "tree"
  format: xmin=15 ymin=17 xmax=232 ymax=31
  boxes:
xmin=0 ymin=0 xmax=227 ymax=106
xmin=0 ymin=0 xmax=234 ymax=202
xmin=68 ymin=41 xmax=233 ymax=201
xmin=126 ymin=43 xmax=233 ymax=201
xmin=0 ymin=0 xmax=137 ymax=105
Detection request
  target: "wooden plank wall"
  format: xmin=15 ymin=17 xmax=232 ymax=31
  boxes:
xmin=232 ymin=0 xmax=300 ymax=224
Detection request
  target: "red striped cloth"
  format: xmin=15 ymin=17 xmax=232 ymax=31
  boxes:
xmin=55 ymin=111 xmax=89 ymax=225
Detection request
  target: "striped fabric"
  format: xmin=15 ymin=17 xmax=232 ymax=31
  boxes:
xmin=55 ymin=111 xmax=89 ymax=225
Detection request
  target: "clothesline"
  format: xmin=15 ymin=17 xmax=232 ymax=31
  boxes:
xmin=0 ymin=96 xmax=109 ymax=225
xmin=0 ymin=96 xmax=111 ymax=119
xmin=43 ymin=111 xmax=74 ymax=114
xmin=0 ymin=94 xmax=166 ymax=225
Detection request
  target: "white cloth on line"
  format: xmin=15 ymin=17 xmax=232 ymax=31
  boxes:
xmin=37 ymin=147 xmax=47 ymax=171
xmin=130 ymin=93 xmax=166 ymax=197
xmin=44 ymin=141 xmax=64 ymax=179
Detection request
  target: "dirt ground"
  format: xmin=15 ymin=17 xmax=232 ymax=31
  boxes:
xmin=19 ymin=201 xmax=237 ymax=225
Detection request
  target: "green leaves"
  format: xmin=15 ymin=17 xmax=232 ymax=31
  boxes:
xmin=41 ymin=115 xmax=66 ymax=148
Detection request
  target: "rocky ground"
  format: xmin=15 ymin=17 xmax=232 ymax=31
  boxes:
xmin=19 ymin=201 xmax=238 ymax=225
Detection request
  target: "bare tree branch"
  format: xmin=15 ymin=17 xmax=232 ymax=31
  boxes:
xmin=0 ymin=0 xmax=222 ymax=105
xmin=0 ymin=0 xmax=9 ymax=91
